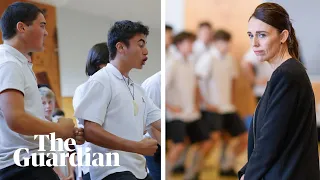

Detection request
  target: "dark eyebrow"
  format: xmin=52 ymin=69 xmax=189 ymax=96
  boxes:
xmin=256 ymin=31 xmax=268 ymax=34
xmin=247 ymin=31 xmax=268 ymax=34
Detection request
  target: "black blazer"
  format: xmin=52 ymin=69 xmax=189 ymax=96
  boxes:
xmin=239 ymin=59 xmax=320 ymax=180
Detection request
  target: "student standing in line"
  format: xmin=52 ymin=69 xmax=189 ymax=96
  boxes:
xmin=196 ymin=30 xmax=248 ymax=177
xmin=166 ymin=31 xmax=212 ymax=180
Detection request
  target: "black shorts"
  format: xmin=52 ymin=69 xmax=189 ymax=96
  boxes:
xmin=222 ymin=113 xmax=247 ymax=136
xmin=203 ymin=112 xmax=246 ymax=137
xmin=166 ymin=119 xmax=209 ymax=144
xmin=202 ymin=111 xmax=222 ymax=132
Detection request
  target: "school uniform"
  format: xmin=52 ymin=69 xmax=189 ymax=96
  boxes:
xmin=74 ymin=64 xmax=161 ymax=180
xmin=195 ymin=47 xmax=246 ymax=136
xmin=0 ymin=44 xmax=57 ymax=179
xmin=73 ymin=83 xmax=91 ymax=180
xmin=141 ymin=71 xmax=161 ymax=180
xmin=166 ymin=53 xmax=209 ymax=144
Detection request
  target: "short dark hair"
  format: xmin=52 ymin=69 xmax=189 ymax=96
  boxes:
xmin=213 ymin=29 xmax=232 ymax=42
xmin=0 ymin=2 xmax=43 ymax=40
xmin=173 ymin=31 xmax=196 ymax=45
xmin=52 ymin=108 xmax=65 ymax=117
xmin=250 ymin=3 xmax=299 ymax=60
xmin=198 ymin=21 xmax=212 ymax=29
xmin=166 ymin=25 xmax=173 ymax=31
xmin=107 ymin=20 xmax=149 ymax=60
xmin=85 ymin=42 xmax=109 ymax=76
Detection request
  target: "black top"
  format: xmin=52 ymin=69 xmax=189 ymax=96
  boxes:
xmin=239 ymin=58 xmax=320 ymax=180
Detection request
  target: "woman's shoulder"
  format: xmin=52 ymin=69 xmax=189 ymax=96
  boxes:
xmin=271 ymin=58 xmax=307 ymax=84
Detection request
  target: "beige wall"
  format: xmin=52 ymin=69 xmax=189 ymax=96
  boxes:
xmin=313 ymin=83 xmax=320 ymax=105
xmin=184 ymin=0 xmax=320 ymax=117
xmin=62 ymin=97 xmax=77 ymax=124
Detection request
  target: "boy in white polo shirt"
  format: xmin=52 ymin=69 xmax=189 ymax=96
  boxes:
xmin=73 ymin=42 xmax=109 ymax=180
xmin=192 ymin=22 xmax=214 ymax=64
xmin=39 ymin=87 xmax=75 ymax=180
xmin=74 ymin=20 xmax=161 ymax=180
xmin=166 ymin=32 xmax=211 ymax=180
xmin=196 ymin=29 xmax=248 ymax=176
xmin=141 ymin=71 xmax=161 ymax=180
xmin=241 ymin=48 xmax=273 ymax=103
xmin=0 ymin=2 xmax=84 ymax=180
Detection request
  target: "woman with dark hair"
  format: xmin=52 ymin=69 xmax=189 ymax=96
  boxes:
xmin=85 ymin=42 xmax=109 ymax=76
xmin=239 ymin=3 xmax=319 ymax=180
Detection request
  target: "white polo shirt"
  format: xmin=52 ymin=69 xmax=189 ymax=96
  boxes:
xmin=192 ymin=40 xmax=211 ymax=65
xmin=74 ymin=63 xmax=161 ymax=180
xmin=166 ymin=53 xmax=200 ymax=122
xmin=141 ymin=71 xmax=161 ymax=109
xmin=243 ymin=49 xmax=273 ymax=97
xmin=166 ymin=45 xmax=179 ymax=62
xmin=73 ymin=83 xmax=90 ymax=176
xmin=195 ymin=47 xmax=238 ymax=114
xmin=0 ymin=44 xmax=49 ymax=169
xmin=141 ymin=71 xmax=161 ymax=139
xmin=192 ymin=40 xmax=213 ymax=106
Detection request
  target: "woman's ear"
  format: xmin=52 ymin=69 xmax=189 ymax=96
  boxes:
xmin=280 ymin=29 xmax=289 ymax=44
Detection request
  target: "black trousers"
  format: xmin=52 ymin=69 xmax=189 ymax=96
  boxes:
xmin=0 ymin=156 xmax=59 ymax=180
xmin=82 ymin=172 xmax=91 ymax=180
xmin=102 ymin=171 xmax=153 ymax=180
xmin=0 ymin=165 xmax=59 ymax=180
